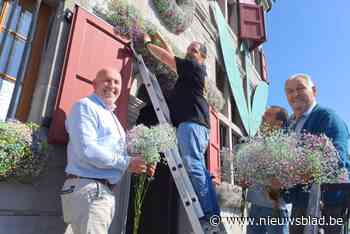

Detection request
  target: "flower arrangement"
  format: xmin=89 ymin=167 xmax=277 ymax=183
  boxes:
xmin=93 ymin=0 xmax=224 ymax=112
xmin=0 ymin=120 xmax=49 ymax=183
xmin=93 ymin=0 xmax=179 ymax=82
xmin=126 ymin=123 xmax=177 ymax=234
xmin=231 ymin=130 xmax=347 ymax=190
xmin=152 ymin=0 xmax=195 ymax=34
xmin=223 ymin=129 xmax=348 ymax=215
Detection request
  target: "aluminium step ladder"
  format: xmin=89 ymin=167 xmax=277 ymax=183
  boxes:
xmin=128 ymin=42 xmax=205 ymax=234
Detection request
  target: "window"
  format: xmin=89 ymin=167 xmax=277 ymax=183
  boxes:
xmin=0 ymin=0 xmax=33 ymax=121
xmin=251 ymin=48 xmax=262 ymax=77
xmin=0 ymin=0 xmax=33 ymax=82
xmin=249 ymin=47 xmax=268 ymax=82
xmin=228 ymin=1 xmax=238 ymax=36
xmin=215 ymin=62 xmax=244 ymax=183
xmin=218 ymin=0 xmax=239 ymax=37
xmin=218 ymin=0 xmax=227 ymax=20
xmin=238 ymin=2 xmax=266 ymax=50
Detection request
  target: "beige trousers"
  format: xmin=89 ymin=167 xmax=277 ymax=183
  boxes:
xmin=61 ymin=178 xmax=116 ymax=234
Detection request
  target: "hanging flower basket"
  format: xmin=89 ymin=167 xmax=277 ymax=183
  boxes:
xmin=0 ymin=120 xmax=49 ymax=183
xmin=152 ymin=0 xmax=195 ymax=34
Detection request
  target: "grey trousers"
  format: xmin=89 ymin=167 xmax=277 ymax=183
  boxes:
xmin=61 ymin=178 xmax=116 ymax=234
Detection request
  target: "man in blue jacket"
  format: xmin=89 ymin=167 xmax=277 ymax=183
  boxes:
xmin=284 ymin=73 xmax=350 ymax=234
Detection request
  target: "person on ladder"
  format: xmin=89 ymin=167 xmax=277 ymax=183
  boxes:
xmin=143 ymin=32 xmax=222 ymax=233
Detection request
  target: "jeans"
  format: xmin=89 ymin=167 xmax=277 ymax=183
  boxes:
xmin=247 ymin=204 xmax=289 ymax=234
xmin=61 ymin=178 xmax=116 ymax=234
xmin=177 ymin=122 xmax=220 ymax=220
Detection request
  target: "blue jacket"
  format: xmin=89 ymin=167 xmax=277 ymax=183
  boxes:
xmin=285 ymin=104 xmax=350 ymax=206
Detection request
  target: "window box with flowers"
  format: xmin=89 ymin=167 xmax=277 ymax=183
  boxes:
xmin=0 ymin=120 xmax=49 ymax=184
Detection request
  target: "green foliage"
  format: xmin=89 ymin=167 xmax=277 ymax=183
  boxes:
xmin=0 ymin=120 xmax=49 ymax=183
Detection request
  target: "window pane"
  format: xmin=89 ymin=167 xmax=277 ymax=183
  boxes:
xmin=7 ymin=39 xmax=25 ymax=78
xmin=17 ymin=9 xmax=32 ymax=38
xmin=0 ymin=79 xmax=15 ymax=121
xmin=3 ymin=0 xmax=14 ymax=27
xmin=0 ymin=31 xmax=3 ymax=46
xmin=0 ymin=34 xmax=14 ymax=73
xmin=9 ymin=4 xmax=21 ymax=31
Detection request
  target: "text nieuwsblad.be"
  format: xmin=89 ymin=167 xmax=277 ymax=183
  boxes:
xmin=220 ymin=216 xmax=344 ymax=226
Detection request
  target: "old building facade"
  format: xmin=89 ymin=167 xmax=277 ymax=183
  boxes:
xmin=0 ymin=0 xmax=273 ymax=233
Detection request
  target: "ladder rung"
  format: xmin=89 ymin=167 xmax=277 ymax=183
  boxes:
xmin=128 ymin=43 xmax=205 ymax=234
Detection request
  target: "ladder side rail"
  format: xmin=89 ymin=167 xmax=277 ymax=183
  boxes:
xmin=304 ymin=183 xmax=321 ymax=234
xmin=169 ymin=147 xmax=205 ymax=217
xmin=137 ymin=57 xmax=204 ymax=216
xmin=129 ymin=44 xmax=205 ymax=233
xmin=136 ymin=56 xmax=203 ymax=215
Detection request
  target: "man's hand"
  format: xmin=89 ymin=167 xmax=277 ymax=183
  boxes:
xmin=143 ymin=32 xmax=152 ymax=44
xmin=141 ymin=32 xmax=177 ymax=73
xmin=152 ymin=32 xmax=174 ymax=55
xmin=128 ymin=156 xmax=147 ymax=174
xmin=146 ymin=164 xmax=157 ymax=177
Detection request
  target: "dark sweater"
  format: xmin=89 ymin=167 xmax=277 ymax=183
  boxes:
xmin=285 ymin=105 xmax=350 ymax=206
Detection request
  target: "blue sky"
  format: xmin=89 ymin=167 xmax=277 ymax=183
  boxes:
xmin=264 ymin=1 xmax=350 ymax=129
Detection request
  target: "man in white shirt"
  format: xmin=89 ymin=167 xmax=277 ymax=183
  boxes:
xmin=61 ymin=68 xmax=154 ymax=234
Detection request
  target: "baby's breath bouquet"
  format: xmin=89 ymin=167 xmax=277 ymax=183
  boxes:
xmin=0 ymin=120 xmax=49 ymax=183
xmin=232 ymin=130 xmax=346 ymax=190
xmin=230 ymin=130 xmax=347 ymax=213
xmin=127 ymin=123 xmax=176 ymax=234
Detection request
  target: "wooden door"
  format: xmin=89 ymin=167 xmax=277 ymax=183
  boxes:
xmin=207 ymin=107 xmax=221 ymax=184
xmin=48 ymin=5 xmax=133 ymax=144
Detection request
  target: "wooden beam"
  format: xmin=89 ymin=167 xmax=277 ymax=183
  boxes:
xmin=0 ymin=72 xmax=16 ymax=82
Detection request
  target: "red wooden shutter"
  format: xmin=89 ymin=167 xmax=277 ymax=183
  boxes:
xmin=239 ymin=3 xmax=266 ymax=49
xmin=48 ymin=6 xmax=133 ymax=144
xmin=260 ymin=50 xmax=268 ymax=82
xmin=207 ymin=107 xmax=221 ymax=184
